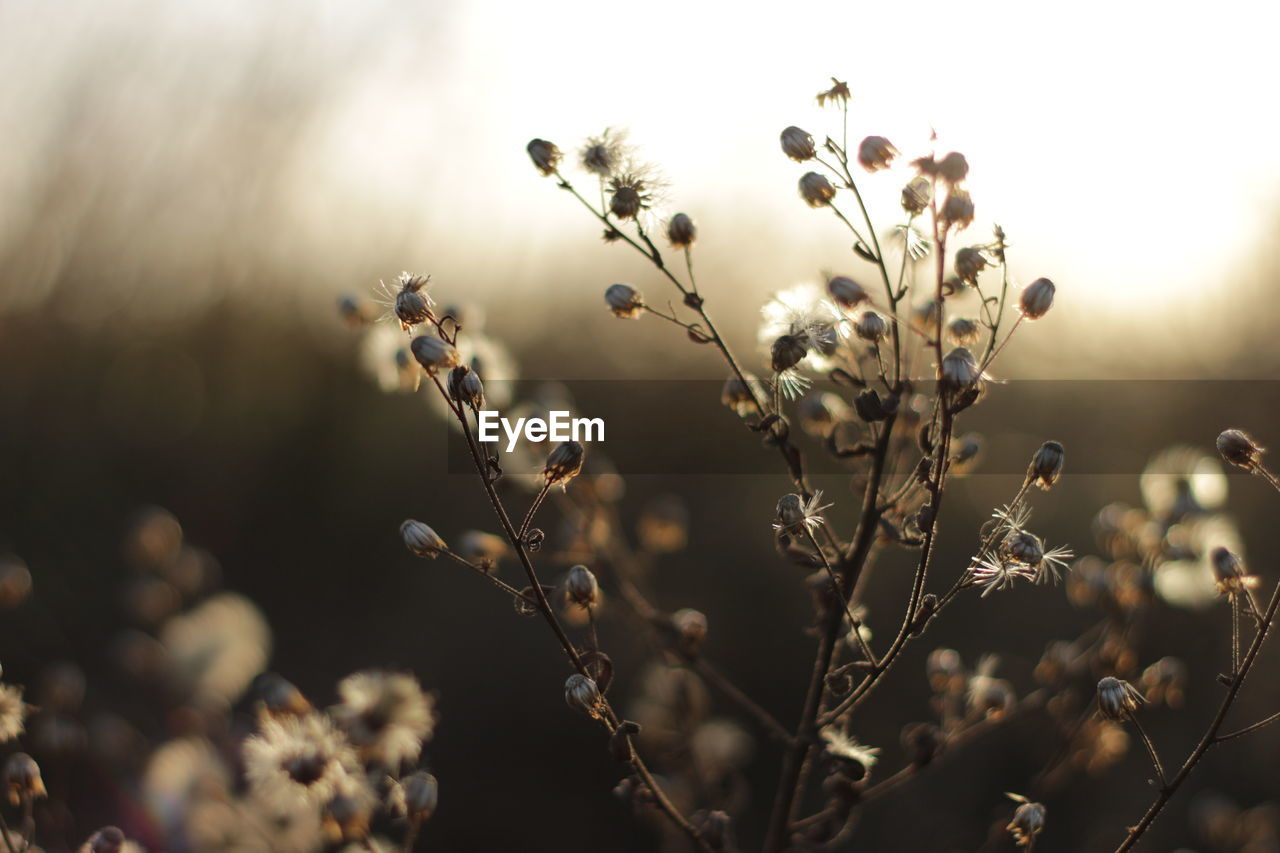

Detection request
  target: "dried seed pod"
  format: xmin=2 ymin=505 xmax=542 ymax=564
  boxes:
xmin=401 ymin=520 xmax=446 ymax=558
xmin=799 ymin=172 xmax=836 ymax=207
xmin=771 ymin=334 xmax=809 ymax=372
xmin=946 ymin=316 xmax=981 ymax=346
xmin=667 ymin=213 xmax=697 ymax=248
xmin=901 ymin=176 xmax=931 ymax=215
xmin=410 ymin=335 xmax=460 ymax=373
xmin=400 ymin=771 xmax=439 ymax=822
xmin=939 ymin=347 xmax=980 ymax=391
xmin=827 ymin=275 xmax=869 ymax=308
xmin=1006 ymin=799 xmax=1046 ymax=848
xmin=937 ymin=151 xmax=969 ymax=185
xmin=857 ymin=135 xmax=898 ymax=172
xmin=3 ymin=753 xmax=45 ymax=805
xmin=854 ymin=310 xmax=888 ymax=343
xmin=1096 ymin=676 xmax=1145 ymax=720
xmin=1217 ymin=429 xmax=1263 ymax=470
xmin=780 ymin=126 xmax=816 ymax=161
xmin=1019 ymin=277 xmax=1056 ymax=319
xmin=954 ymin=248 xmax=988 ymax=283
xmin=526 ymin=138 xmax=561 ymax=176
xmin=447 ymin=365 xmax=485 ymax=409
xmin=565 ymin=565 xmax=600 ymax=608
xmin=604 ymin=283 xmax=644 ymax=319
xmin=940 ymin=189 xmax=975 ymax=231
xmin=1027 ymin=441 xmax=1065 ymax=490
xmin=565 ymin=673 xmax=604 ymax=718
xmin=542 ymin=441 xmax=585 ymax=487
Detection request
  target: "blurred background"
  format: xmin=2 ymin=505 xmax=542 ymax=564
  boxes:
xmin=2 ymin=0 xmax=1280 ymax=850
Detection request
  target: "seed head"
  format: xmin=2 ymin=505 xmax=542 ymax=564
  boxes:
xmin=1027 ymin=441 xmax=1065 ymax=490
xmin=331 ymin=670 xmax=436 ymax=767
xmin=938 ymin=151 xmax=969 ymax=184
xmin=902 ymin=176 xmax=931 ymax=215
xmin=389 ymin=273 xmax=435 ymax=331
xmin=1006 ymin=798 xmax=1046 ymax=847
xmin=1097 ymin=676 xmax=1145 ymax=720
xmin=565 ymin=565 xmax=600 ymax=608
xmin=604 ymin=283 xmax=644 ymax=319
xmin=3 ymin=753 xmax=45 ymax=806
xmin=940 ymin=189 xmax=975 ymax=231
xmin=947 ymin=316 xmax=981 ymax=346
xmin=780 ymin=126 xmax=816 ymax=162
xmin=667 ymin=213 xmax=697 ymax=248
xmin=854 ymin=310 xmax=889 ymax=343
xmin=607 ymin=174 xmax=654 ymax=220
xmin=1217 ymin=429 xmax=1264 ymax=471
xmin=526 ymin=139 xmax=561 ymax=176
xmin=409 ymin=335 xmax=460 ymax=373
xmin=774 ymin=491 xmax=831 ymax=535
xmin=799 ymin=172 xmax=836 ymax=208
xmin=1001 ymin=531 xmax=1045 ymax=566
xmin=580 ymin=128 xmax=627 ymax=177
xmin=827 ymin=275 xmax=869 ymax=309
xmin=542 ymin=441 xmax=585 ymax=487
xmin=939 ymin=347 xmax=980 ymax=390
xmin=954 ymin=248 xmax=988 ymax=283
xmin=1019 ymin=277 xmax=1055 ymax=319
xmin=771 ymin=334 xmax=809 ymax=372
xmin=401 ymin=520 xmax=446 ymax=558
xmin=564 ymin=673 xmax=603 ymax=718
xmin=857 ymin=136 xmax=898 ymax=172
xmin=447 ymin=365 xmax=485 ymax=409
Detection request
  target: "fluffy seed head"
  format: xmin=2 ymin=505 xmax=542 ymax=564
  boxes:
xmin=526 ymin=139 xmax=561 ymax=176
xmin=827 ymin=276 xmax=869 ymax=309
xmin=1019 ymin=278 xmax=1056 ymax=319
xmin=580 ymin=129 xmax=627 ymax=177
xmin=331 ymin=670 xmax=436 ymax=767
xmin=1217 ymin=429 xmax=1263 ymax=470
xmin=947 ymin=316 xmax=981 ymax=346
xmin=938 ymin=151 xmax=969 ymax=184
xmin=409 ymin=335 xmax=460 ymax=373
xmin=780 ymin=126 xmax=816 ymax=161
xmin=604 ymin=283 xmax=644 ymax=319
xmin=667 ymin=213 xmax=697 ymax=248
xmin=857 ymin=136 xmax=898 ymax=172
xmin=902 ymin=176 xmax=931 ymax=215
xmin=1097 ymin=676 xmax=1144 ymax=720
xmin=939 ymin=347 xmax=980 ymax=390
xmin=565 ymin=565 xmax=600 ymax=608
xmin=543 ymin=441 xmax=585 ymax=487
xmin=401 ymin=520 xmax=446 ymax=558
xmin=1027 ymin=441 xmax=1065 ymax=490
xmin=564 ymin=673 xmax=603 ymax=717
xmin=799 ymin=172 xmax=836 ymax=207
xmin=607 ymin=174 xmax=654 ymax=220
xmin=940 ymin=190 xmax=975 ymax=231
xmin=854 ymin=310 xmax=889 ymax=343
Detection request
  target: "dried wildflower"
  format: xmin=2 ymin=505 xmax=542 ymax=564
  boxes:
xmin=332 ymin=670 xmax=436 ymax=766
xmin=244 ymin=713 xmax=360 ymax=805
xmin=3 ymin=753 xmax=45 ymax=805
xmin=604 ymin=283 xmax=644 ymax=319
xmin=526 ymin=138 xmax=561 ymax=176
xmin=947 ymin=316 xmax=981 ymax=346
xmin=799 ymin=172 xmax=836 ymax=207
xmin=940 ymin=189 xmax=975 ymax=231
xmin=1097 ymin=676 xmax=1145 ymax=720
xmin=1019 ymin=277 xmax=1056 ymax=319
xmin=565 ymin=673 xmax=604 ymax=718
xmin=939 ymin=346 xmax=981 ymax=390
xmin=854 ymin=310 xmax=889 ymax=343
xmin=774 ymin=491 xmax=832 ymax=536
xmin=815 ymin=77 xmax=851 ymax=107
xmin=901 ymin=176 xmax=931 ymax=215
xmin=1217 ymin=429 xmax=1264 ymax=471
xmin=389 ymin=273 xmax=434 ymax=331
xmin=827 ymin=275 xmax=869 ymax=309
xmin=0 ymin=682 xmax=29 ymax=743
xmin=607 ymin=173 xmax=654 ymax=220
xmin=580 ymin=128 xmax=628 ymax=177
xmin=954 ymin=248 xmax=988 ymax=283
xmin=1027 ymin=441 xmax=1065 ymax=490
xmin=401 ymin=520 xmax=446 ymax=558
xmin=565 ymin=565 xmax=600 ymax=608
xmin=857 ymin=135 xmax=898 ymax=172
xmin=780 ymin=126 xmax=816 ymax=161
xmin=409 ymin=335 xmax=460 ymax=373
xmin=542 ymin=441 xmax=585 ymax=487
xmin=937 ymin=151 xmax=969 ymax=185
xmin=666 ymin=213 xmax=697 ymax=248
xmin=819 ymin=727 xmax=879 ymax=773
xmin=392 ymin=771 xmax=439 ymax=822
xmin=1006 ymin=794 xmax=1046 ymax=847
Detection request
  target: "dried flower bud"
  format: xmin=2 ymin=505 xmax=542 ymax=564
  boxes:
xmin=667 ymin=213 xmax=697 ymax=248
xmin=253 ymin=673 xmax=313 ymax=718
xmin=672 ymin=608 xmax=708 ymax=655
xmin=939 ymin=347 xmax=980 ymax=390
xmin=605 ymin=283 xmax=644 ymax=319
xmin=1217 ymin=429 xmax=1264 ymax=471
xmin=401 ymin=520 xmax=446 ymax=558
xmin=1210 ymin=546 xmax=1246 ymax=588
xmin=799 ymin=172 xmax=836 ymax=207
xmin=954 ymin=248 xmax=988 ymax=283
xmin=3 ymin=753 xmax=45 ymax=805
xmin=1027 ymin=441 xmax=1065 ymax=490
xmin=780 ymin=126 xmax=816 ymax=161
xmin=771 ymin=334 xmax=809 ymax=372
xmin=937 ymin=151 xmax=969 ymax=185
xmin=946 ymin=316 xmax=981 ymax=346
xmin=447 ymin=365 xmax=485 ymax=409
xmin=1019 ymin=277 xmax=1055 ymax=319
xmin=827 ymin=275 xmax=869 ymax=309
xmin=1097 ymin=676 xmax=1145 ymax=720
xmin=392 ymin=275 xmax=434 ymax=331
xmin=543 ymin=441 xmax=585 ymax=487
xmin=526 ymin=139 xmax=561 ymax=176
xmin=565 ymin=565 xmax=600 ymax=608
xmin=1006 ymin=800 xmax=1046 ymax=847
xmin=854 ymin=310 xmax=889 ymax=343
xmin=564 ymin=673 xmax=603 ymax=717
xmin=857 ymin=135 xmax=898 ymax=172
xmin=901 ymin=176 xmax=931 ymax=215
xmin=776 ymin=494 xmax=805 ymax=530
xmin=1001 ymin=531 xmax=1044 ymax=566
xmin=81 ymin=827 xmax=127 ymax=853
xmin=400 ymin=771 xmax=438 ymax=821
xmin=410 ymin=335 xmax=460 ymax=373
xmin=940 ymin=190 xmax=975 ymax=231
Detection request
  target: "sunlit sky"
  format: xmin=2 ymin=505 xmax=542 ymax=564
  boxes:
xmin=2 ymin=0 xmax=1279 ymax=369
